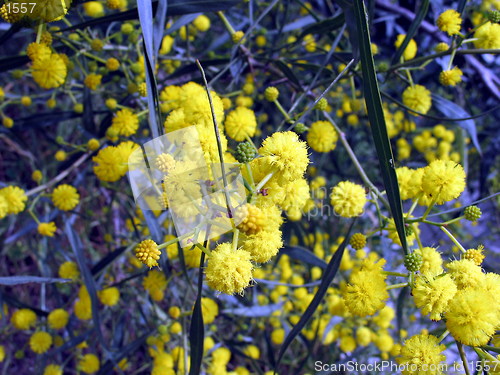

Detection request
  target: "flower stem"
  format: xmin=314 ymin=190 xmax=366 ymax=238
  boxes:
xmin=386 ymin=282 xmax=409 ymax=290
xmin=440 ymin=226 xmax=466 ymax=253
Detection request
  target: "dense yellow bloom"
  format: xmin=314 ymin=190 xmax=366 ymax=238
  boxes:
xmin=241 ymin=229 xmax=283 ymax=263
xmin=397 ymin=334 xmax=446 ymax=375
xmin=463 ymin=246 xmax=485 ymax=266
xmin=27 ymin=42 xmax=51 ymax=61
xmin=0 ymin=186 xmax=27 ymax=215
xmin=38 ymin=222 xmax=57 ymax=237
xmin=414 ymin=247 xmax=443 ymax=276
xmin=330 ymin=181 xmax=366 ymax=217
xmin=79 ymin=353 xmax=100 ymax=374
xmin=473 ymin=22 xmax=500 ymax=49
xmin=259 ymin=131 xmax=309 ymax=183
xmin=135 ymin=239 xmax=161 ymax=268
xmin=436 ymin=9 xmax=462 ymax=35
xmin=446 ymin=259 xmax=485 ymax=289
xmin=439 ymin=67 xmax=463 ymax=86
xmin=111 ymin=108 xmax=139 ymax=136
xmin=143 ymin=269 xmax=168 ymax=301
xmin=52 ymin=184 xmax=80 ymax=211
xmin=402 ymin=85 xmax=432 ymax=114
xmin=43 ymin=364 xmax=63 ymax=375
xmin=446 ymin=288 xmax=499 ymax=346
xmin=224 ymin=106 xmax=257 ymax=141
xmin=11 ymin=308 xmax=37 ymax=330
xmin=30 ymin=331 xmax=52 ymax=354
xmin=83 ymin=1 xmax=104 ymax=17
xmin=106 ymin=57 xmax=120 ymax=71
xmin=394 ymin=34 xmax=417 ymax=60
xmin=98 ymin=287 xmax=120 ymax=306
xmin=236 ymin=204 xmax=267 ymax=235
xmin=201 ymin=298 xmax=219 ymax=324
xmin=280 ymin=178 xmax=310 ymax=212
xmin=48 ymin=309 xmax=69 ymax=330
xmin=32 ymin=53 xmax=67 ymax=89
xmin=396 ymin=167 xmax=421 ymax=200
xmin=421 ymin=160 xmax=466 ymax=204
xmin=58 ymin=261 xmax=80 ymax=280
xmin=342 ymin=260 xmax=388 ymax=317
xmin=84 ymin=74 xmax=102 ymax=90
xmin=205 ymin=243 xmax=253 ymax=295
xmin=93 ymin=142 xmax=138 ymax=182
xmin=307 ymin=120 xmax=338 ymax=152
xmin=412 ymin=274 xmax=457 ymax=320
xmin=193 ymin=14 xmax=211 ymax=32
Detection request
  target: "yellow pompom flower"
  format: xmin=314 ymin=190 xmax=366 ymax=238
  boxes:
xmin=330 ymin=181 xmax=366 ymax=217
xmin=0 ymin=186 xmax=27 ymax=215
xmin=281 ymin=178 xmax=310 ymax=212
xmin=439 ymin=67 xmax=463 ymax=86
xmin=473 ymin=22 xmax=500 ymax=49
xmin=106 ymin=58 xmax=120 ymax=71
xmin=307 ymin=121 xmax=338 ymax=152
xmin=435 ymin=42 xmax=449 ymax=52
xmin=83 ymin=1 xmax=104 ymax=17
xmin=111 ymin=108 xmax=139 ymax=136
xmin=193 ymin=15 xmax=211 ymax=32
xmin=43 ymin=364 xmax=63 ymax=375
xmin=87 ymin=138 xmax=100 ymax=151
xmin=32 ymin=53 xmax=67 ymax=89
xmin=92 ymin=146 xmax=126 ymax=182
xmin=342 ymin=269 xmax=388 ymax=317
xmin=98 ymin=287 xmax=120 ymax=306
xmin=47 ymin=309 xmax=69 ymax=330
xmin=79 ymin=353 xmax=100 ymax=374
xmin=205 ymin=243 xmax=253 ymax=295
xmin=402 ymin=85 xmax=432 ymax=115
xmin=84 ymin=74 xmax=102 ymax=90
xmin=0 ymin=194 xmax=7 ymax=220
xmin=396 ymin=167 xmax=421 ymax=200
xmin=236 ymin=204 xmax=267 ymax=235
xmin=224 ymin=106 xmax=257 ymax=141
xmin=396 ymin=334 xmax=446 ymax=375
xmin=143 ymin=269 xmax=168 ymax=301
xmin=201 ymin=298 xmax=219 ymax=324
xmin=38 ymin=222 xmax=57 ymax=237
xmin=421 ymin=160 xmax=466 ymax=204
xmin=135 ymin=239 xmax=161 ymax=268
xmin=29 ymin=331 xmax=52 ymax=354
xmin=27 ymin=42 xmax=51 ymax=61
xmin=259 ymin=131 xmax=309 ymax=183
xmin=232 ymin=30 xmax=245 ymax=44
xmin=446 ymin=288 xmax=499 ymax=346
xmin=412 ymin=274 xmax=457 ymax=321
xmin=11 ymin=308 xmax=37 ymax=330
xmin=463 ymin=245 xmax=485 ymax=266
xmin=436 ymin=9 xmax=462 ymax=35
xmin=394 ymin=34 xmax=417 ymax=60
xmin=414 ymin=247 xmax=443 ymax=276
xmin=52 ymin=184 xmax=80 ymax=211
xmin=241 ymin=229 xmax=283 ymax=263
xmin=58 ymin=261 xmax=80 ymax=280
xmin=446 ymin=259 xmax=484 ymax=290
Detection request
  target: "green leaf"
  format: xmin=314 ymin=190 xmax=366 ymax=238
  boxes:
xmin=390 ymin=0 xmax=429 ymax=66
xmin=281 ymin=246 xmax=327 ymax=269
xmin=0 ymin=276 xmax=70 ymax=285
xmin=352 ymin=0 xmax=408 ymax=255
xmin=298 ymin=14 xmax=345 ymax=38
xmin=275 ymin=220 xmax=356 ymax=371
xmin=273 ymin=60 xmax=301 ymax=89
xmin=189 ymin=252 xmax=206 ymax=375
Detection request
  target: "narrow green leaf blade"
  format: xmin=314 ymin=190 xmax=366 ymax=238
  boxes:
xmin=189 ymin=252 xmax=206 ymax=375
xmin=352 ymin=0 xmax=408 ymax=254
xmin=275 ymin=220 xmax=356 ymax=371
xmin=281 ymin=246 xmax=327 ymax=269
